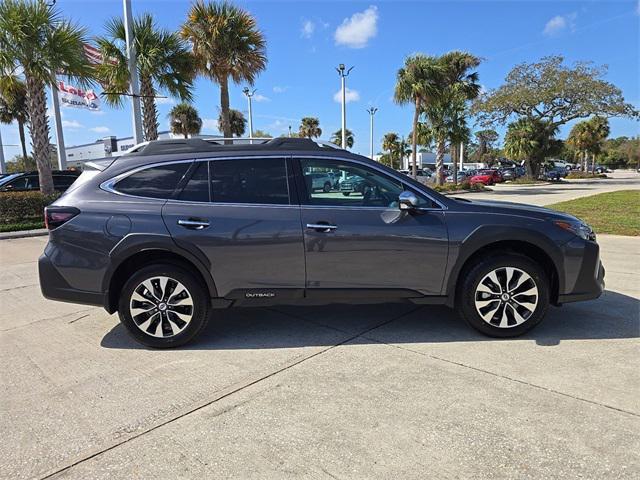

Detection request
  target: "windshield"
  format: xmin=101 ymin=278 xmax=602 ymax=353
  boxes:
xmin=0 ymin=173 xmax=22 ymax=186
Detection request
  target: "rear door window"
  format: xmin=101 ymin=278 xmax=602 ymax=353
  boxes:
xmin=178 ymin=161 xmax=210 ymax=202
xmin=210 ymin=158 xmax=289 ymax=205
xmin=115 ymin=163 xmax=190 ymax=199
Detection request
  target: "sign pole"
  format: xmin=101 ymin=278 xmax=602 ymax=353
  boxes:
xmin=0 ymin=128 xmax=6 ymax=174
xmin=51 ymin=81 xmax=67 ymax=170
xmin=123 ymin=0 xmax=144 ymax=144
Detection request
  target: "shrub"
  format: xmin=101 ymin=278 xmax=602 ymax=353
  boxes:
xmin=566 ymin=171 xmax=607 ymax=179
xmin=0 ymin=191 xmax=60 ymax=229
xmin=432 ymin=181 xmax=486 ymax=193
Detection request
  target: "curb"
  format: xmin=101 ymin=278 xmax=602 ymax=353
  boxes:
xmin=0 ymin=228 xmax=48 ymax=240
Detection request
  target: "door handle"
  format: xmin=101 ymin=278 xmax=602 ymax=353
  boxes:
xmin=177 ymin=218 xmax=210 ymax=230
xmin=306 ymin=223 xmax=338 ymax=233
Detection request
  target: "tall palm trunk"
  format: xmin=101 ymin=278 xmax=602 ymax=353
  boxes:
xmin=590 ymin=152 xmax=596 ymax=175
xmin=525 ymin=160 xmax=534 ymax=179
xmin=219 ymin=76 xmax=231 ymax=140
xmin=435 ymin=136 xmax=446 ymax=186
xmin=140 ymin=76 xmax=158 ymax=141
xmin=410 ymin=97 xmax=420 ymax=177
xmin=451 ymin=143 xmax=458 ymax=187
xmin=25 ymin=75 xmax=54 ymax=194
xmin=18 ymin=120 xmax=28 ymax=161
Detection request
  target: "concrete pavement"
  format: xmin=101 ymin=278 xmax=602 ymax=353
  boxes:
xmin=1 ymin=179 xmax=639 ymax=479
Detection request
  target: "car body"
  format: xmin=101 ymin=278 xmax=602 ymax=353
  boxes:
xmin=399 ymin=169 xmax=431 ymax=178
xmin=469 ymin=169 xmax=503 ymax=186
xmin=445 ymin=171 xmax=468 ymax=183
xmin=39 ymin=137 xmax=604 ymax=347
xmin=499 ymin=167 xmax=519 ymax=181
xmin=0 ymin=170 xmax=81 ymax=192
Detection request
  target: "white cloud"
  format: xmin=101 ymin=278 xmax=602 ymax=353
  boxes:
xmin=333 ymin=87 xmax=360 ymax=104
xmin=90 ymin=126 xmax=110 ymax=133
xmin=334 ymin=6 xmax=378 ymax=48
xmin=155 ymin=96 xmax=176 ymax=105
xmin=202 ymin=118 xmax=220 ymax=133
xmin=543 ymin=13 xmax=576 ymax=36
xmin=273 ymin=86 xmax=288 ymax=93
xmin=253 ymin=94 xmax=270 ymax=102
xmin=61 ymin=120 xmax=83 ymax=129
xmin=301 ymin=20 xmax=315 ymax=38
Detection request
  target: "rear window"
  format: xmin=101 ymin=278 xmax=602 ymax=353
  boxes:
xmin=116 ymin=163 xmax=190 ymax=199
xmin=210 ymin=158 xmax=289 ymax=205
xmin=178 ymin=161 xmax=210 ymax=202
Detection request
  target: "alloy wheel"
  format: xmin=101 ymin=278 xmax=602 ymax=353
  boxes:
xmin=129 ymin=276 xmax=194 ymax=338
xmin=474 ymin=267 xmax=538 ymax=328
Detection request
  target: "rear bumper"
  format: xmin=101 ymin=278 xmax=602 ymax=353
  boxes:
xmin=557 ymin=239 xmax=605 ymax=304
xmin=39 ymin=253 xmax=106 ymax=308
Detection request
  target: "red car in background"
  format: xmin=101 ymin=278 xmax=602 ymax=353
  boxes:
xmin=469 ymin=168 xmax=503 ymax=186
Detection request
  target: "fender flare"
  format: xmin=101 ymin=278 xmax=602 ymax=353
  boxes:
xmin=444 ymin=225 xmax=565 ymax=306
xmin=103 ymin=233 xmax=218 ymax=298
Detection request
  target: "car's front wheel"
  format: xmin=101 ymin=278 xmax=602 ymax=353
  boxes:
xmin=118 ymin=263 xmax=209 ymax=348
xmin=456 ymin=255 xmax=549 ymax=337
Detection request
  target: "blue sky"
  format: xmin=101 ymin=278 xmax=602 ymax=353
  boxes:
xmin=1 ymin=0 xmax=639 ymax=159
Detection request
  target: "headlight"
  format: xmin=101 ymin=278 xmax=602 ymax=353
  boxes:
xmin=553 ymin=220 xmax=596 ymax=241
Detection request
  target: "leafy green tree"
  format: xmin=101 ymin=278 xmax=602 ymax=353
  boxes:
xmin=182 ymin=1 xmax=266 ymax=139
xmin=503 ymin=118 xmax=559 ymax=176
xmin=330 ymin=128 xmax=354 ymax=148
xmin=252 ymin=129 xmax=271 ymax=138
xmin=97 ymin=13 xmax=194 ymax=141
xmin=299 ymin=117 xmax=321 ymax=138
xmin=473 ymin=129 xmax=499 ymax=160
xmin=218 ymin=109 xmax=246 ymax=137
xmin=0 ymin=75 xmax=29 ymax=161
xmin=6 ymin=154 xmax=37 ymax=173
xmin=0 ymin=0 xmax=95 ymax=194
xmin=169 ymin=103 xmax=202 ymax=138
xmin=474 ymin=55 xmax=638 ymax=127
xmin=394 ymin=54 xmax=442 ymax=177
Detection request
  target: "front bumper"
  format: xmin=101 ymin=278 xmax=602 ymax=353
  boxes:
xmin=556 ymin=238 xmax=605 ymax=304
xmin=39 ymin=253 xmax=106 ymax=308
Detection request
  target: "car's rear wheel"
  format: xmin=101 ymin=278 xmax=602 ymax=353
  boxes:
xmin=323 ymin=182 xmax=331 ymax=193
xmin=456 ymin=255 xmax=549 ymax=337
xmin=118 ymin=263 xmax=209 ymax=348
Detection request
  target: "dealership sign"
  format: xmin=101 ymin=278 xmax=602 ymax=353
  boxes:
xmin=57 ymin=81 xmax=101 ymax=111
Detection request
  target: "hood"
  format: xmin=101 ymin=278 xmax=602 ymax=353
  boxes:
xmin=453 ymin=197 xmax=582 ymax=223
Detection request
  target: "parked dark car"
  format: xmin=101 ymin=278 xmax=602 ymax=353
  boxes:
xmin=500 ymin=167 xmax=519 ymax=181
xmin=39 ymin=137 xmax=604 ymax=348
xmin=0 ymin=170 xmax=81 ymax=192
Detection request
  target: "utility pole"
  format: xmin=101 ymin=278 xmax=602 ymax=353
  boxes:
xmin=335 ymin=64 xmax=353 ymax=148
xmin=243 ymin=87 xmax=255 ymax=143
xmin=366 ymin=107 xmax=378 ymax=159
xmin=123 ymin=0 xmax=144 ymax=144
xmin=50 ymin=81 xmax=67 ymax=170
xmin=0 ymin=128 xmax=5 ymax=174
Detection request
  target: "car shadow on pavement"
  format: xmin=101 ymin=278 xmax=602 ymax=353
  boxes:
xmin=100 ymin=290 xmax=638 ymax=351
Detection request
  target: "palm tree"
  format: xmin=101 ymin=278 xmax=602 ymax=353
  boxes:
xmin=299 ymin=117 xmax=322 ymax=138
xmin=585 ymin=116 xmax=610 ymax=174
xmin=394 ymin=54 xmax=441 ymax=177
xmin=566 ymin=121 xmax=591 ymax=171
xmin=0 ymin=76 xmax=29 ymax=161
xmin=169 ymin=103 xmax=202 ymax=138
xmin=182 ymin=1 xmax=266 ymax=139
xmin=219 ymin=109 xmax=246 ymax=137
xmin=504 ymin=118 xmax=559 ymax=177
xmin=97 ymin=13 xmax=194 ymax=141
xmin=382 ymin=132 xmax=400 ymax=166
xmin=448 ymin=97 xmax=471 ymax=186
xmin=330 ymin=128 xmax=354 ymax=148
xmin=0 ymin=0 xmax=94 ymax=194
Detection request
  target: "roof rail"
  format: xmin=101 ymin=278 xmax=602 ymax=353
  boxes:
xmin=119 ymin=136 xmax=346 ymax=157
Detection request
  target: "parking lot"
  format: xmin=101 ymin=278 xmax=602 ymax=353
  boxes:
xmin=1 ymin=178 xmax=639 ymax=479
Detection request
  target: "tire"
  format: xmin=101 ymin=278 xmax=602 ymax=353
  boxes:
xmin=323 ymin=182 xmax=331 ymax=193
xmin=118 ymin=263 xmax=209 ymax=348
xmin=342 ymin=192 xmax=350 ymax=196
xmin=456 ymin=254 xmax=549 ymax=337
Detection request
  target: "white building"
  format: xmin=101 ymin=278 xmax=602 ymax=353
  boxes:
xmin=65 ymin=132 xmax=221 ymax=169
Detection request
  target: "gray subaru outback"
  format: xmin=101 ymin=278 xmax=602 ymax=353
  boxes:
xmin=39 ymin=137 xmax=604 ymax=348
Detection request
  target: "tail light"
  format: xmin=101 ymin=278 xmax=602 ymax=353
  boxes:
xmin=44 ymin=206 xmax=80 ymax=230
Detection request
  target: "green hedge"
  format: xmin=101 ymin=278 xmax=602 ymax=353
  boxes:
xmin=0 ymin=191 xmax=60 ymax=231
xmin=566 ymin=171 xmax=608 ymax=179
xmin=432 ymin=181 xmax=486 ymax=193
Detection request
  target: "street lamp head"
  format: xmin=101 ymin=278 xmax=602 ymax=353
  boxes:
xmin=339 ymin=63 xmax=345 ymax=71
xmin=243 ymin=87 xmax=249 ymax=95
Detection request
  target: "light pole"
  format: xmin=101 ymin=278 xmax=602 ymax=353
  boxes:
xmin=243 ymin=87 xmax=255 ymax=142
xmin=123 ymin=0 xmax=144 ymax=144
xmin=366 ymin=107 xmax=378 ymax=159
xmin=335 ymin=64 xmax=354 ymax=148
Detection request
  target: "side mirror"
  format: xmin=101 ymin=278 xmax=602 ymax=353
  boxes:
xmin=399 ymin=191 xmax=419 ymax=210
